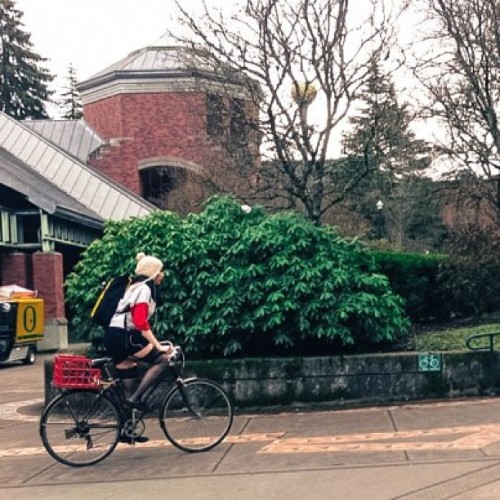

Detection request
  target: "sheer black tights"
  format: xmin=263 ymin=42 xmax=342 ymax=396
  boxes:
xmin=129 ymin=354 xmax=170 ymax=403
xmin=115 ymin=366 xmax=139 ymax=399
xmin=119 ymin=378 xmax=137 ymax=399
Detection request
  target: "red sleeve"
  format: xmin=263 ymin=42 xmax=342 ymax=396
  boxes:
xmin=131 ymin=303 xmax=151 ymax=331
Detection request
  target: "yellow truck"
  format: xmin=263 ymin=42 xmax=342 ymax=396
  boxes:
xmin=0 ymin=297 xmax=44 ymax=364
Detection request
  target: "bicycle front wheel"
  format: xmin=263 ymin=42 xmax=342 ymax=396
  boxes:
xmin=159 ymin=378 xmax=233 ymax=452
xmin=40 ymin=390 xmax=121 ymax=467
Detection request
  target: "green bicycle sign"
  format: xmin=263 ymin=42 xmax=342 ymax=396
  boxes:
xmin=418 ymin=353 xmax=442 ymax=372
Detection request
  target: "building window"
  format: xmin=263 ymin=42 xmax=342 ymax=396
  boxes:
xmin=206 ymin=93 xmax=224 ymax=137
xmin=230 ymin=97 xmax=246 ymax=144
xmin=140 ymin=166 xmax=186 ymax=208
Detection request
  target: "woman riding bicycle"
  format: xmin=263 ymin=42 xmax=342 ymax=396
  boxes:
xmin=104 ymin=252 xmax=174 ymax=412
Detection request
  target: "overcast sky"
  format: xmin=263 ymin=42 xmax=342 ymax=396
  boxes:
xmin=15 ymin=0 xmax=206 ymax=87
xmin=15 ymin=0 xmax=408 ymax=89
xmin=13 ymin=0 xmax=434 ymax=146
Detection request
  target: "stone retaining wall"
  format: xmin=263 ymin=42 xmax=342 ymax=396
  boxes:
xmin=44 ymin=351 xmax=500 ymax=408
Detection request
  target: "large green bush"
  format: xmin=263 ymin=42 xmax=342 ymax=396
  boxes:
xmin=66 ymin=196 xmax=409 ymax=357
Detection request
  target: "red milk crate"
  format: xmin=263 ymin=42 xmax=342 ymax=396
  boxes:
xmin=52 ymin=354 xmax=101 ymax=389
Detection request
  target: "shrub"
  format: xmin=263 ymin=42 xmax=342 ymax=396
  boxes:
xmin=437 ymin=226 xmax=500 ymax=318
xmin=372 ymin=250 xmax=450 ymax=322
xmin=66 ymin=196 xmax=410 ymax=357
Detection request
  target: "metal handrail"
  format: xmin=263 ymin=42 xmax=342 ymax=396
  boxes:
xmin=466 ymin=331 xmax=500 ymax=352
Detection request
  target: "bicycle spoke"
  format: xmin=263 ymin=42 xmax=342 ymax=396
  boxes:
xmin=160 ymin=379 xmax=233 ymax=452
xmin=40 ymin=391 xmax=121 ymax=467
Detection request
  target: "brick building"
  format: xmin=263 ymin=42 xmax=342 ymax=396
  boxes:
xmin=0 ymin=44 xmax=258 ymax=350
xmin=78 ymin=45 xmax=260 ymax=214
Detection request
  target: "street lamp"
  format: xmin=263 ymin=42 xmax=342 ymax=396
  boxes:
xmin=291 ymin=82 xmax=317 ymax=106
xmin=291 ymin=82 xmax=317 ymax=125
xmin=374 ymin=199 xmax=385 ymax=239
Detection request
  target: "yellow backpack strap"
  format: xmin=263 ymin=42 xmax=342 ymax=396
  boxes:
xmin=90 ymin=279 xmax=113 ymax=318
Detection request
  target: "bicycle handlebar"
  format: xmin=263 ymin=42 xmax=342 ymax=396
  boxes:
xmin=159 ymin=341 xmax=184 ymax=366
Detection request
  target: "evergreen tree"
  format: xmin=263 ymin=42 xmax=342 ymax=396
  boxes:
xmin=343 ymin=59 xmax=429 ymax=186
xmin=342 ymin=59 xmax=436 ymax=249
xmin=58 ymin=63 xmax=82 ymax=119
xmin=0 ymin=0 xmax=53 ymax=119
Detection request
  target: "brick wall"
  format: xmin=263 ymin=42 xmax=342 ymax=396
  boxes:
xmin=85 ymin=92 xmax=222 ymax=189
xmin=0 ymin=252 xmax=32 ymax=288
xmin=32 ymin=252 xmax=65 ymax=319
xmin=84 ymin=94 xmax=124 ymax=138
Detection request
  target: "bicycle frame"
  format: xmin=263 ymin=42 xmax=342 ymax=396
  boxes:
xmin=97 ymin=358 xmax=200 ymax=418
xmin=41 ymin=353 xmax=234 ymax=466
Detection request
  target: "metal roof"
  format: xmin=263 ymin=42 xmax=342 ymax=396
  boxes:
xmin=23 ymin=119 xmax=104 ymax=164
xmin=0 ymin=146 xmax=102 ymax=226
xmin=0 ymin=112 xmax=155 ymax=222
xmin=78 ymin=45 xmax=245 ymax=92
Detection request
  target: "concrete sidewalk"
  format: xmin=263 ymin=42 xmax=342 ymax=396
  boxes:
xmin=2 ymin=354 xmax=500 ymax=498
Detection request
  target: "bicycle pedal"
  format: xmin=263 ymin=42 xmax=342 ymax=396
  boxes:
xmin=125 ymin=399 xmax=149 ymax=412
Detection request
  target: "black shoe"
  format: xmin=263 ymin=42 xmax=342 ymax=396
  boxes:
xmin=119 ymin=435 xmax=149 ymax=444
xmin=125 ymin=399 xmax=149 ymax=412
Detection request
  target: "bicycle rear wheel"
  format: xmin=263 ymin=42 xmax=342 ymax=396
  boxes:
xmin=159 ymin=378 xmax=233 ymax=452
xmin=40 ymin=390 xmax=121 ymax=467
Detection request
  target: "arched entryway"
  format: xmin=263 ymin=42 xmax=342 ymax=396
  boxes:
xmin=138 ymin=157 xmax=208 ymax=215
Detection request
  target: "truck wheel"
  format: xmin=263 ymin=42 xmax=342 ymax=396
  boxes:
xmin=23 ymin=346 xmax=36 ymax=365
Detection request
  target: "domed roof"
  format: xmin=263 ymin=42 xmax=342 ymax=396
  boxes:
xmin=78 ymin=45 xmax=242 ymax=92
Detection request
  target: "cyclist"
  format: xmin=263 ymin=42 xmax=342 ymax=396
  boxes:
xmin=104 ymin=252 xmax=174 ymax=415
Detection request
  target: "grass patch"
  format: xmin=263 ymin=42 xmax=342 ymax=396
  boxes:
xmin=415 ymin=323 xmax=500 ymax=352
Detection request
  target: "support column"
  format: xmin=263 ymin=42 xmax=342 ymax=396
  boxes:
xmin=32 ymin=252 xmax=68 ymax=351
xmin=0 ymin=252 xmax=31 ymax=288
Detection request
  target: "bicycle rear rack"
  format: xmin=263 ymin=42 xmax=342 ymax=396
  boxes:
xmin=466 ymin=331 xmax=500 ymax=353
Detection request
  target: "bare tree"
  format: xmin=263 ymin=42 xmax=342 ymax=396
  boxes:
xmin=170 ymin=0 xmax=401 ymax=224
xmin=416 ymin=0 xmax=500 ymax=216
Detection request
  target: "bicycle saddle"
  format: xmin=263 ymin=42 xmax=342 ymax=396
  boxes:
xmin=90 ymin=357 xmax=113 ymax=368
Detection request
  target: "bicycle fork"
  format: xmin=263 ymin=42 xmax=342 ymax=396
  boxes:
xmin=177 ymin=379 xmax=202 ymax=419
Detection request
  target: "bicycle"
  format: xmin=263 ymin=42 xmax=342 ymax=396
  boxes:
xmin=39 ymin=345 xmax=233 ymax=467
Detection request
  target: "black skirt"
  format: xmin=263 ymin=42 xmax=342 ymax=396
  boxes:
xmin=104 ymin=327 xmax=148 ymax=364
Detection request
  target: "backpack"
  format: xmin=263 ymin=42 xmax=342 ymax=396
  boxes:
xmin=90 ymin=275 xmax=132 ymax=328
